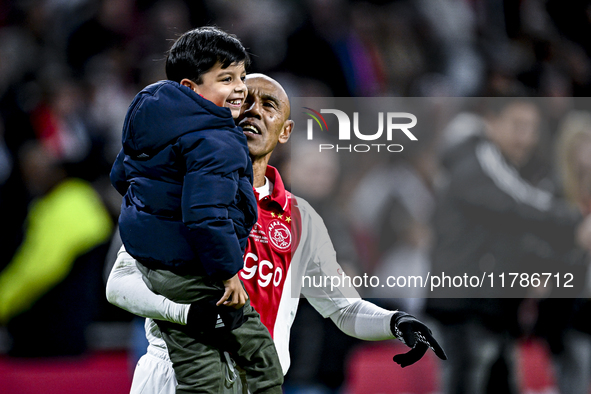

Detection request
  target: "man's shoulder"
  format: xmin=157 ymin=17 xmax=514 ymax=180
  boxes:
xmin=289 ymin=194 xmax=326 ymax=230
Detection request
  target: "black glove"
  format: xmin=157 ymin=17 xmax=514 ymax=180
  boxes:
xmin=186 ymin=298 xmax=219 ymax=333
xmin=390 ymin=311 xmax=447 ymax=368
xmin=186 ymin=299 xmax=247 ymax=334
xmin=218 ymin=306 xmax=247 ymax=331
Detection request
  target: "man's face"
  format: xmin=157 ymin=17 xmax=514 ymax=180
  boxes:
xmin=238 ymin=75 xmax=293 ymax=160
xmin=191 ymin=61 xmax=247 ymax=118
xmin=487 ymin=101 xmax=541 ymax=168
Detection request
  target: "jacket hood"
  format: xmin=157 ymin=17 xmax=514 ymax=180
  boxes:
xmin=121 ymin=80 xmax=237 ymax=158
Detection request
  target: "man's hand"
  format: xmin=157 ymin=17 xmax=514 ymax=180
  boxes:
xmin=217 ymin=274 xmax=248 ymax=309
xmin=390 ymin=311 xmax=447 ymax=368
xmin=186 ymin=298 xmax=218 ymax=333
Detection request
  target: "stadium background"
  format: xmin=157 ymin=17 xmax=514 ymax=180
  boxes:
xmin=1 ymin=0 xmax=590 ymax=393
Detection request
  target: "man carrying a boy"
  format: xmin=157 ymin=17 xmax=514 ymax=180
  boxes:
xmin=110 ymin=27 xmax=283 ymax=394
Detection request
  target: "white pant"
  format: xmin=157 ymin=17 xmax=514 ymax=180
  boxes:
xmin=130 ymin=352 xmax=177 ymax=394
xmin=130 ymin=350 xmax=247 ymax=394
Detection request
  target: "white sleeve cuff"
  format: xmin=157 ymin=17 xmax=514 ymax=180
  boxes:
xmin=328 ymin=299 xmax=396 ymax=341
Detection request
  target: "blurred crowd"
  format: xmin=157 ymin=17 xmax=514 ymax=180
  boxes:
xmin=325 ymin=96 xmax=591 ymax=394
xmin=1 ymin=0 xmax=591 ymax=393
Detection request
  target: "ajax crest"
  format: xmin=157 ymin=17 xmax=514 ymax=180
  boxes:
xmin=268 ymin=220 xmax=291 ymax=251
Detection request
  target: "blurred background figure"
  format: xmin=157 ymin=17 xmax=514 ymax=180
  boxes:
xmin=539 ymin=110 xmax=591 ymax=394
xmin=0 ymin=141 xmax=113 ymax=356
xmin=425 ymin=98 xmax=591 ymax=394
xmin=556 ymin=111 xmax=591 ymax=218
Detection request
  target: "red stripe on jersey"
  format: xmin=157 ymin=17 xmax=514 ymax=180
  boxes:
xmin=240 ymin=166 xmax=301 ymax=338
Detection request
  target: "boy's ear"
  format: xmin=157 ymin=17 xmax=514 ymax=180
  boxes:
xmin=180 ymin=78 xmax=199 ymax=93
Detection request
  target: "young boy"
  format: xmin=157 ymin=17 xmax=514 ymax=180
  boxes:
xmin=110 ymin=27 xmax=283 ymax=394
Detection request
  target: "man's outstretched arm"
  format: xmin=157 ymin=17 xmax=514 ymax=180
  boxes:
xmin=327 ymin=300 xmax=447 ymax=368
xmin=297 ymin=198 xmax=445 ymax=368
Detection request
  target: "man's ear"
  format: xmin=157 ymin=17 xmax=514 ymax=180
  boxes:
xmin=279 ymin=120 xmax=294 ymax=144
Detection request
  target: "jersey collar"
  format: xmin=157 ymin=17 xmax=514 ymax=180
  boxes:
xmin=257 ymin=165 xmax=289 ymax=212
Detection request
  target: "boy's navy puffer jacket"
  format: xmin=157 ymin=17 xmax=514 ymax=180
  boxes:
xmin=110 ymin=80 xmax=257 ymax=280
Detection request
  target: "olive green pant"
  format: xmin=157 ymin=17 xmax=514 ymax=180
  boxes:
xmin=137 ymin=263 xmax=283 ymax=394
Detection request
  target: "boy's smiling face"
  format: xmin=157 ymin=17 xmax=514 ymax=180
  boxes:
xmin=182 ymin=61 xmax=247 ymax=118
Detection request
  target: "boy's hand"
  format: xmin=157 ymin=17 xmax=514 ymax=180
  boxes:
xmin=217 ymin=274 xmax=248 ymax=309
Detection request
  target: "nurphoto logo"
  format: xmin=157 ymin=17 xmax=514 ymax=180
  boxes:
xmin=303 ymin=107 xmax=418 ymax=153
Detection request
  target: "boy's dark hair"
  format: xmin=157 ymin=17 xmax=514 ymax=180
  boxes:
xmin=166 ymin=26 xmax=250 ymax=84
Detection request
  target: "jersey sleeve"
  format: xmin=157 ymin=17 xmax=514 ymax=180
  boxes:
xmin=296 ymin=199 xmax=361 ymax=318
xmin=328 ymin=299 xmax=395 ymax=340
xmin=106 ymin=246 xmax=189 ymax=325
